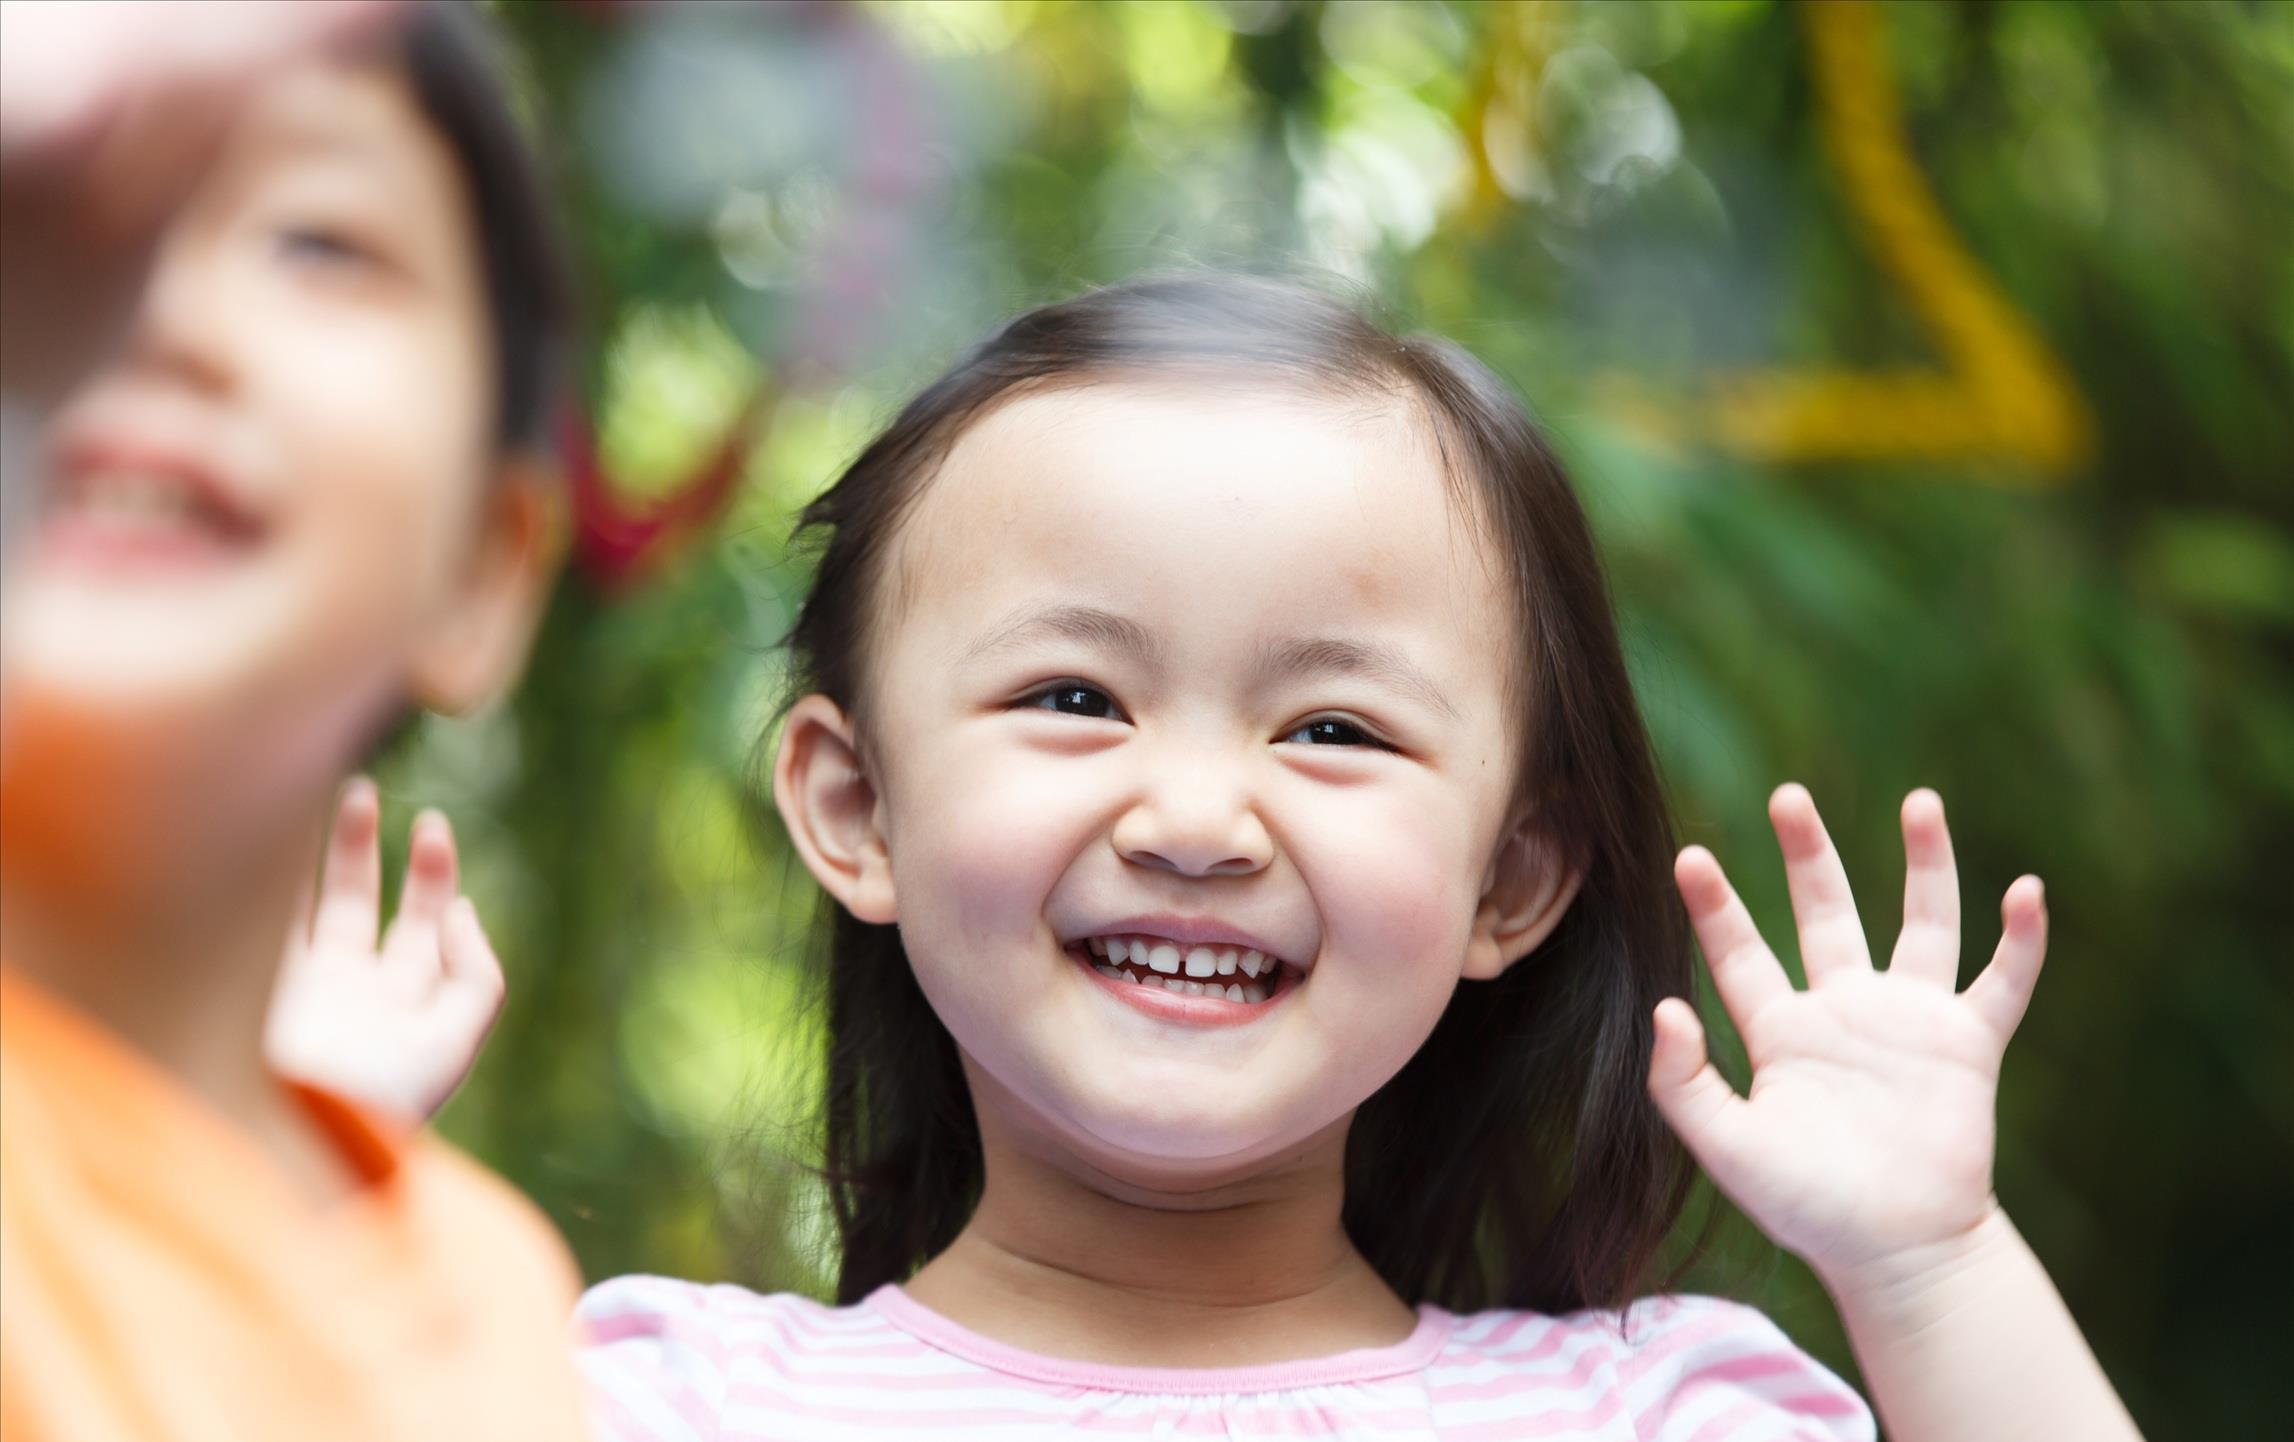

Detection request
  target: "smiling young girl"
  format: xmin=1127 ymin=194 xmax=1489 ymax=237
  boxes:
xmin=292 ymin=273 xmax=2137 ymax=1438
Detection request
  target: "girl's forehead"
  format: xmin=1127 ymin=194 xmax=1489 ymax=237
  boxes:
xmin=888 ymin=382 xmax=1515 ymax=659
xmin=926 ymin=383 xmax=1442 ymax=536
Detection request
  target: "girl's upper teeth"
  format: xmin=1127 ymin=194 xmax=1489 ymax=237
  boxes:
xmin=1086 ymin=933 xmax=1279 ymax=979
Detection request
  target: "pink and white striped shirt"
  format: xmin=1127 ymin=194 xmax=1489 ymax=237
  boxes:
xmin=575 ymin=1275 xmax=1874 ymax=1441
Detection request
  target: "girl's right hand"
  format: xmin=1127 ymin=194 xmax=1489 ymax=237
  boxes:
xmin=265 ymin=778 xmax=507 ymax=1121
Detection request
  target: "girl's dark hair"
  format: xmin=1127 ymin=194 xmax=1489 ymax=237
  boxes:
xmin=398 ymin=0 xmax=573 ymax=450
xmin=787 ymin=273 xmax=1696 ymax=1314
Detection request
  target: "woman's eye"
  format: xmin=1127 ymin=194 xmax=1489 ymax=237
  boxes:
xmin=1026 ymin=684 xmax=1121 ymax=720
xmin=1283 ymin=717 xmax=1378 ymax=747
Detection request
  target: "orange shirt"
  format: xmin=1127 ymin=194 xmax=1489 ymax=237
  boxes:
xmin=0 ymin=968 xmax=592 ymax=1442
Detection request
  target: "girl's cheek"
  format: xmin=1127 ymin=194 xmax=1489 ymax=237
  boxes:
xmin=887 ymin=741 xmax=1101 ymax=970
xmin=1306 ymin=805 xmax=1482 ymax=1105
xmin=1295 ymin=781 xmax=1484 ymax=972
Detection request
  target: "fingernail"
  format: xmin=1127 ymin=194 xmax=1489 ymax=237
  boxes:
xmin=338 ymin=782 xmax=378 ymax=827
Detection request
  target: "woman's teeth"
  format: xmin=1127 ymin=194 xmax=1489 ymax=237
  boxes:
xmin=1083 ymin=935 xmax=1280 ymax=1004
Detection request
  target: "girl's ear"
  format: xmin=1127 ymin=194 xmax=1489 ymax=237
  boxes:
xmin=410 ymin=455 xmax=562 ymax=715
xmin=773 ymin=693 xmax=897 ymax=924
xmin=1462 ymin=822 xmax=1581 ymax=980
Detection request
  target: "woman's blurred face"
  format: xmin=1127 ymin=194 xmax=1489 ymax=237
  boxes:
xmin=0 ymin=56 xmax=498 ymax=887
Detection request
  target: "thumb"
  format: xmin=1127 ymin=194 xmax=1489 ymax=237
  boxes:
xmin=1647 ymin=998 xmax=1748 ymax=1170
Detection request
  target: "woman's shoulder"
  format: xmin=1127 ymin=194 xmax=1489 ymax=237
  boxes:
xmin=1431 ymin=1293 xmax=1874 ymax=1441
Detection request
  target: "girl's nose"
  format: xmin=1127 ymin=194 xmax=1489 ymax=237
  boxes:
xmin=1111 ymin=769 xmax=1274 ymax=878
xmin=117 ymin=232 xmax=238 ymax=397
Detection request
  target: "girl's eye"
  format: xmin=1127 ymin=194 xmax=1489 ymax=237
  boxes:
xmin=1025 ymin=684 xmax=1123 ymax=720
xmin=273 ymin=225 xmax=381 ymax=272
xmin=1282 ymin=717 xmax=1380 ymax=748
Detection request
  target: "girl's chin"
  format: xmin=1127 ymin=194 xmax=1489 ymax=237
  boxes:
xmin=1057 ymin=1130 xmax=1318 ymax=1189
xmin=1015 ymin=1073 xmax=1349 ymax=1180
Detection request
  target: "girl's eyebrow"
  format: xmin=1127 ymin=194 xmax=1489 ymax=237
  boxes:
xmin=961 ymin=604 xmax=1165 ymax=668
xmin=1257 ymin=636 xmax=1459 ymax=721
xmin=960 ymin=604 xmax=1456 ymax=721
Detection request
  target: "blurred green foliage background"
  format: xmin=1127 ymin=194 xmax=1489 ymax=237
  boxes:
xmin=386 ymin=2 xmax=2291 ymax=1434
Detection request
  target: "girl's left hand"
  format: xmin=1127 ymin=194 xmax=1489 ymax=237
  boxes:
xmin=1648 ymin=784 xmax=2047 ymax=1282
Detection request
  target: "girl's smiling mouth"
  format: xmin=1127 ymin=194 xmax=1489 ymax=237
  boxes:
xmin=1062 ymin=930 xmax=1305 ymax=1026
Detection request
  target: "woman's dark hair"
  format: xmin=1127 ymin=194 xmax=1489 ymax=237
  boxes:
xmin=398 ymin=0 xmax=573 ymax=451
xmin=786 ymin=272 xmax=1697 ymax=1314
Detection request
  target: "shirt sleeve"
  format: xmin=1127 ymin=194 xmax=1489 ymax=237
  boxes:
xmin=573 ymin=1274 xmax=734 ymax=1442
xmin=1616 ymin=1295 xmax=1876 ymax=1442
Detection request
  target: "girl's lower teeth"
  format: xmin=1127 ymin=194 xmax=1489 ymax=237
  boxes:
xmin=1093 ymin=961 xmax=1269 ymax=1004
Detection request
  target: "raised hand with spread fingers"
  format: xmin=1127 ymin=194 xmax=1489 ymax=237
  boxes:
xmin=1649 ymin=784 xmax=2141 ymax=1442
xmin=265 ymin=778 xmax=505 ymax=1122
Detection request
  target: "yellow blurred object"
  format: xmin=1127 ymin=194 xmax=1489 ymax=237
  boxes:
xmin=1463 ymin=0 xmax=2093 ymax=479
xmin=1455 ymin=1 xmax=1562 ymax=223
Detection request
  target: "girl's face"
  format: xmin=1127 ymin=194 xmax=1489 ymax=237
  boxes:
xmin=809 ymin=383 xmax=1570 ymax=1184
xmin=1 ymin=58 xmax=547 ymax=889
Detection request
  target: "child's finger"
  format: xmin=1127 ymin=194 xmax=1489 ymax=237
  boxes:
xmin=379 ymin=810 xmax=457 ymax=987
xmin=1964 ymin=876 xmax=2048 ymax=1040
xmin=1887 ymin=788 xmax=1961 ymax=988
xmin=439 ymin=898 xmax=506 ymax=1016
xmin=1769 ymin=783 xmax=1871 ymax=985
xmin=427 ymin=898 xmax=507 ymax=1112
xmin=310 ymin=776 xmax=382 ymax=956
xmin=1675 ymin=846 xmax=1794 ymax=1031
xmin=1647 ymin=998 xmax=1748 ymax=1171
